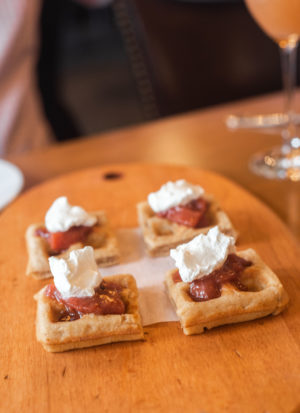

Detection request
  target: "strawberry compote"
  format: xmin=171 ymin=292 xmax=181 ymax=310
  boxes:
xmin=35 ymin=225 xmax=93 ymax=254
xmin=157 ymin=198 xmax=210 ymax=228
xmin=173 ymin=254 xmax=252 ymax=302
xmin=44 ymin=280 xmax=125 ymax=321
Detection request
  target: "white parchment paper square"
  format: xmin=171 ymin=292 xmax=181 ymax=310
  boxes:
xmin=100 ymin=228 xmax=179 ymax=326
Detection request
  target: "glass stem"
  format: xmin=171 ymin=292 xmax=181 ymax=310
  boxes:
xmin=279 ymin=39 xmax=299 ymax=146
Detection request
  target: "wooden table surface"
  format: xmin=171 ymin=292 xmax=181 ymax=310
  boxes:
xmin=6 ymin=92 xmax=300 ymax=242
xmin=1 ymin=163 xmax=300 ymax=413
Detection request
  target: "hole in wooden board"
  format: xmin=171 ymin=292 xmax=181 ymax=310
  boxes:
xmin=102 ymin=171 xmax=123 ymax=180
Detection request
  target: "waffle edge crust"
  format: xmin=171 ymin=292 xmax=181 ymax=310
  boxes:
xmin=26 ymin=211 xmax=120 ymax=279
xmin=165 ymin=248 xmax=289 ymax=335
xmin=34 ymin=274 xmax=144 ymax=352
xmin=137 ymin=194 xmax=238 ymax=257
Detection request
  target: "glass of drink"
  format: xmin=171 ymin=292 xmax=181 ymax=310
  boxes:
xmin=245 ymin=0 xmax=300 ymax=180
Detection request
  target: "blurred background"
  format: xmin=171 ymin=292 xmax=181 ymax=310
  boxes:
xmin=29 ymin=0 xmax=300 ymax=142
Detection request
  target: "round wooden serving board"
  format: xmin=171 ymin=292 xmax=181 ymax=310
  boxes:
xmin=1 ymin=163 xmax=300 ymax=413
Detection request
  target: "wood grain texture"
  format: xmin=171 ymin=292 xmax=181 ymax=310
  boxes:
xmin=0 ymin=163 xmax=300 ymax=413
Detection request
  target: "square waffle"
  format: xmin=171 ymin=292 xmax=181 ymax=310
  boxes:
xmin=165 ymin=248 xmax=289 ymax=335
xmin=137 ymin=194 xmax=237 ymax=257
xmin=26 ymin=211 xmax=120 ymax=279
xmin=34 ymin=274 xmax=144 ymax=352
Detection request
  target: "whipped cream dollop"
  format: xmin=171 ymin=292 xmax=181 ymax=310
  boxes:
xmin=45 ymin=196 xmax=97 ymax=232
xmin=170 ymin=226 xmax=236 ymax=283
xmin=49 ymin=246 xmax=102 ymax=299
xmin=148 ymin=179 xmax=205 ymax=213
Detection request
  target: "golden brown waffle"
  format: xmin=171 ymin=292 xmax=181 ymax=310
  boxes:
xmin=165 ymin=248 xmax=289 ymax=335
xmin=26 ymin=211 xmax=120 ymax=279
xmin=137 ymin=194 xmax=237 ymax=257
xmin=34 ymin=274 xmax=144 ymax=352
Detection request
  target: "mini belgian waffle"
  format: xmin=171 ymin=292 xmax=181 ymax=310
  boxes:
xmin=34 ymin=274 xmax=144 ymax=352
xmin=26 ymin=211 xmax=120 ymax=279
xmin=165 ymin=248 xmax=289 ymax=335
xmin=137 ymin=194 xmax=237 ymax=257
